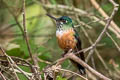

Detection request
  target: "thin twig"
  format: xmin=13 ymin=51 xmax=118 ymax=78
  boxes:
xmin=0 ymin=71 xmax=7 ymax=80
xmin=9 ymin=68 xmax=32 ymax=76
xmin=22 ymin=0 xmax=41 ymax=80
xmin=0 ymin=46 xmax=20 ymax=80
xmin=57 ymin=68 xmax=88 ymax=80
xmin=76 ymin=15 xmax=110 ymax=74
xmin=22 ymin=0 xmax=35 ymax=65
xmin=90 ymin=0 xmax=120 ymax=35
xmin=0 ymin=46 xmax=31 ymax=79
xmin=42 ymin=4 xmax=120 ymax=38
xmin=56 ymin=52 xmax=111 ymax=80
xmin=106 ymin=32 xmax=120 ymax=52
xmin=86 ymin=0 xmax=119 ymax=62
xmin=91 ymin=56 xmax=96 ymax=70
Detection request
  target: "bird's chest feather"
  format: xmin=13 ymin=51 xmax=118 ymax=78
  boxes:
xmin=56 ymin=29 xmax=77 ymax=50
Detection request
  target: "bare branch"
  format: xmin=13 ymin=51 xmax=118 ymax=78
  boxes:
xmin=0 ymin=71 xmax=7 ymax=80
xmin=106 ymin=32 xmax=120 ymax=52
xmin=42 ymin=4 xmax=120 ymax=38
xmin=86 ymin=0 xmax=119 ymax=62
xmin=90 ymin=0 xmax=120 ymax=36
xmin=58 ymin=68 xmax=88 ymax=80
xmin=56 ymin=52 xmax=111 ymax=80
xmin=0 ymin=46 xmax=19 ymax=80
xmin=22 ymin=0 xmax=35 ymax=65
xmin=22 ymin=0 xmax=41 ymax=80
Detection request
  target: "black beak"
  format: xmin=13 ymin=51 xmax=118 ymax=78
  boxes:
xmin=46 ymin=14 xmax=58 ymax=21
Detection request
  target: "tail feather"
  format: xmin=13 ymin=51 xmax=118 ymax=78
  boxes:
xmin=70 ymin=51 xmax=85 ymax=75
xmin=77 ymin=62 xmax=86 ymax=75
xmin=77 ymin=52 xmax=86 ymax=75
xmin=70 ymin=53 xmax=86 ymax=75
xmin=73 ymin=30 xmax=86 ymax=74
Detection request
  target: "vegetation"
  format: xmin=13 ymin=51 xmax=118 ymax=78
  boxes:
xmin=0 ymin=0 xmax=120 ymax=80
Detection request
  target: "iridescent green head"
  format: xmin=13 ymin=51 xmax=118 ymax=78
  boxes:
xmin=47 ymin=14 xmax=73 ymax=30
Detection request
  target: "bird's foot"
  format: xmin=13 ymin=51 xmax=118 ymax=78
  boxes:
xmin=61 ymin=53 xmax=66 ymax=57
xmin=61 ymin=49 xmax=73 ymax=57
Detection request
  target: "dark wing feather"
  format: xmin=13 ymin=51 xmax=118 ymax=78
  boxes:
xmin=73 ymin=27 xmax=86 ymax=74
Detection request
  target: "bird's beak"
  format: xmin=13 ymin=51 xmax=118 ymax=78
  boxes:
xmin=46 ymin=14 xmax=58 ymax=21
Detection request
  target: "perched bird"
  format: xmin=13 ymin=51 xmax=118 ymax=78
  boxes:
xmin=47 ymin=14 xmax=85 ymax=75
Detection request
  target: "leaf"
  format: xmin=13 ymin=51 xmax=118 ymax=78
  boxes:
xmin=18 ymin=73 xmax=27 ymax=80
xmin=57 ymin=76 xmax=67 ymax=80
xmin=6 ymin=48 xmax=24 ymax=57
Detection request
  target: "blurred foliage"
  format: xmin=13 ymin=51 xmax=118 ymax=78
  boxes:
xmin=0 ymin=0 xmax=120 ymax=80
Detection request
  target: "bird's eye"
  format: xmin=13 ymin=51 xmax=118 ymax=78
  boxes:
xmin=62 ymin=20 xmax=67 ymax=23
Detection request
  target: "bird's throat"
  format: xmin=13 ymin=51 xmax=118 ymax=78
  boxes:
xmin=56 ymin=28 xmax=74 ymax=38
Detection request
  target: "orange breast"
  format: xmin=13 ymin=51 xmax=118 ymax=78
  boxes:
xmin=57 ymin=29 xmax=76 ymax=51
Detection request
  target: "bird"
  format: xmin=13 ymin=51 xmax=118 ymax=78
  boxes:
xmin=47 ymin=14 xmax=85 ymax=75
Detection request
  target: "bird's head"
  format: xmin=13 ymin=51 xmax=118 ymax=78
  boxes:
xmin=47 ymin=14 xmax=73 ymax=30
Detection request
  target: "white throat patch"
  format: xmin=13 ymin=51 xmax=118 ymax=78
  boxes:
xmin=56 ymin=30 xmax=64 ymax=38
xmin=56 ymin=28 xmax=73 ymax=38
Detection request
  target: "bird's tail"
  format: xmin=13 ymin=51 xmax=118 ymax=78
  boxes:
xmin=77 ymin=52 xmax=86 ymax=74
xmin=70 ymin=52 xmax=86 ymax=75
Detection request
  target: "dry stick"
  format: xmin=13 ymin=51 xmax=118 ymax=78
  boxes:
xmin=43 ymin=4 xmax=120 ymax=38
xmin=0 ymin=66 xmax=16 ymax=80
xmin=75 ymin=16 xmax=96 ymax=70
xmin=80 ymin=22 xmax=112 ymax=76
xmin=57 ymin=68 xmax=88 ymax=80
xmin=81 ymin=26 xmax=111 ymax=73
xmin=90 ymin=0 xmax=120 ymax=35
xmin=0 ymin=46 xmax=31 ymax=79
xmin=75 ymin=18 xmax=108 ymax=29
xmin=15 ymin=65 xmax=31 ymax=79
xmin=56 ymin=53 xmax=111 ymax=80
xmin=75 ymin=22 xmax=92 ymax=29
xmin=91 ymin=56 xmax=96 ymax=70
xmin=33 ymin=54 xmax=42 ymax=80
xmin=22 ymin=0 xmax=34 ymax=65
xmin=75 ymin=8 xmax=119 ymax=78
xmin=0 ymin=46 xmax=20 ymax=80
xmin=44 ymin=73 xmax=47 ymax=80
xmin=0 ymin=71 xmax=7 ymax=80
xmin=2 ymin=2 xmax=36 ymax=74
xmin=76 ymin=16 xmax=110 ymax=72
xmin=22 ymin=0 xmax=41 ymax=80
xmin=37 ymin=58 xmax=52 ymax=64
xmin=9 ymin=68 xmax=32 ymax=76
xmin=106 ymin=32 xmax=120 ymax=52
xmin=86 ymin=0 xmax=119 ymax=62
xmin=69 ymin=54 xmax=110 ymax=80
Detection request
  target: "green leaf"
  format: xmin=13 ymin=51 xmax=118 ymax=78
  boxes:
xmin=39 ymin=52 xmax=52 ymax=60
xmin=57 ymin=76 xmax=67 ymax=80
xmin=6 ymin=48 xmax=24 ymax=57
xmin=18 ymin=73 xmax=27 ymax=80
xmin=39 ymin=62 xmax=47 ymax=70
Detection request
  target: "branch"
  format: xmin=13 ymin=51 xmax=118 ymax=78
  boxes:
xmin=86 ymin=0 xmax=119 ymax=62
xmin=0 ymin=46 xmax=20 ymax=80
xmin=22 ymin=0 xmax=41 ymax=80
xmin=57 ymin=68 xmax=88 ymax=80
xmin=42 ymin=4 xmax=120 ymax=38
xmin=22 ymin=0 xmax=35 ymax=65
xmin=0 ymin=71 xmax=7 ymax=80
xmin=56 ymin=53 xmax=111 ymax=80
xmin=106 ymin=32 xmax=120 ymax=52
xmin=90 ymin=0 xmax=120 ymax=36
xmin=0 ymin=46 xmax=31 ymax=79
xmin=76 ymin=15 xmax=112 ymax=76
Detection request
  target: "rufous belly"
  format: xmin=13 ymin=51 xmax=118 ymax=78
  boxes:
xmin=56 ymin=30 xmax=76 ymax=51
